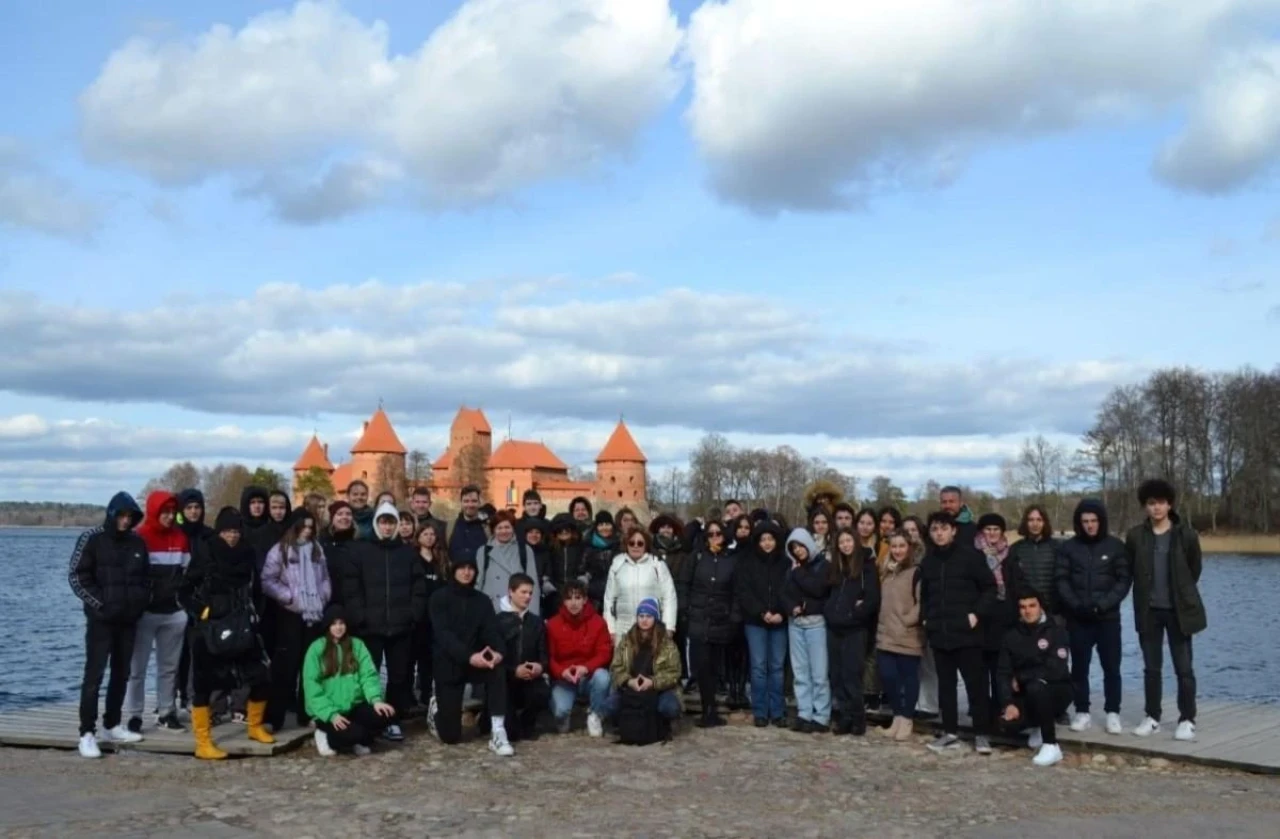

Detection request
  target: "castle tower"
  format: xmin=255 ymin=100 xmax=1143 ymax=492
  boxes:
xmin=595 ymin=420 xmax=647 ymax=506
xmin=350 ymin=407 xmax=408 ymax=502
xmin=434 ymin=406 xmax=492 ymax=491
xmin=292 ymin=434 xmax=335 ymax=507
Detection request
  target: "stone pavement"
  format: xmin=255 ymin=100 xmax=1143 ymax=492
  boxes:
xmin=2 ymin=719 xmax=1278 ymax=838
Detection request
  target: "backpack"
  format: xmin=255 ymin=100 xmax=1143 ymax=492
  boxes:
xmin=615 ymin=687 xmax=668 ymax=746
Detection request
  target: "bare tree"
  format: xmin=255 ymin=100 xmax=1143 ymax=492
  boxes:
xmin=140 ymin=461 xmax=201 ymax=499
xmin=868 ymin=475 xmax=907 ymax=509
xmin=201 ymin=463 xmax=253 ymax=511
xmin=406 ymin=449 xmax=431 ymax=487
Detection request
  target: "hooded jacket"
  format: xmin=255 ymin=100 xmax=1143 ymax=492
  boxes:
xmin=919 ymin=534 xmax=997 ymax=651
xmin=179 ymin=508 xmax=257 ymax=621
xmin=583 ymin=528 xmax=620 ymax=607
xmin=135 ymin=491 xmax=191 ymax=614
xmin=1009 ymin=533 xmax=1060 ymax=615
xmin=602 ymin=550 xmax=679 ymax=638
xmin=176 ymin=488 xmax=214 ymax=545
xmin=1126 ymin=512 xmax=1206 ymax=636
xmin=241 ymin=486 xmax=292 ymax=568
xmin=824 ymin=550 xmax=880 ymax=633
xmin=677 ymin=538 xmax=740 ymax=644
xmin=239 ymin=486 xmax=270 ymax=533
xmin=428 ymin=571 xmax=506 ymax=683
xmin=995 ymin=616 xmax=1071 ymax=708
xmin=1054 ymin=500 xmax=1131 ymax=622
xmin=346 ymin=501 xmax=429 ymax=637
xmin=649 ymin=514 xmax=689 ymax=582
xmin=68 ymin=492 xmax=151 ymax=623
xmin=782 ymin=528 xmax=830 ymax=619
xmin=320 ymin=524 xmax=357 ymax=606
xmin=735 ymin=521 xmax=790 ymax=627
xmin=547 ymin=514 xmax=587 ymax=591
xmin=545 ymin=601 xmax=613 ymax=680
xmin=497 ymin=594 xmax=549 ymax=674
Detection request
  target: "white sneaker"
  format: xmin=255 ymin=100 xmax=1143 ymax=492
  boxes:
xmin=489 ymin=729 xmax=514 ymax=757
xmin=586 ymin=711 xmax=604 ymax=738
xmin=314 ymin=730 xmax=335 ymax=757
xmin=1174 ymin=720 xmax=1196 ymax=741
xmin=1032 ymin=743 xmax=1063 ymax=767
xmin=1105 ymin=713 xmax=1123 ymax=735
xmin=426 ymin=695 xmax=440 ymax=741
xmin=1068 ymin=712 xmax=1092 ymax=732
xmin=352 ymin=744 xmax=372 ymax=757
xmin=1027 ymin=729 xmax=1043 ymax=750
xmin=103 ymin=724 xmax=143 ymax=743
xmin=1133 ymin=717 xmax=1160 ymax=737
xmin=78 ymin=732 xmax=102 ymax=758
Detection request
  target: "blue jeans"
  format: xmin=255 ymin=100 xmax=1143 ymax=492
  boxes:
xmin=603 ymin=689 xmax=682 ymax=720
xmin=550 ymin=668 xmax=612 ymax=720
xmin=745 ymin=623 xmax=788 ymax=721
xmin=876 ymin=651 xmax=921 ymax=718
xmin=1068 ymin=619 xmax=1122 ymax=714
xmin=789 ymin=618 xmax=830 ymax=725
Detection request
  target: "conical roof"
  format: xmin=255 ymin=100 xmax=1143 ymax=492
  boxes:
xmin=293 ymin=435 xmax=334 ymax=472
xmin=351 ymin=408 xmax=407 ymax=455
xmin=452 ymin=406 xmax=491 ymax=434
xmin=596 ymin=420 xmax=646 ymax=463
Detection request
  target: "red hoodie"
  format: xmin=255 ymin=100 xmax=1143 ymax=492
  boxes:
xmin=136 ymin=491 xmax=190 ymax=614
xmin=546 ymin=600 xmax=613 ymax=681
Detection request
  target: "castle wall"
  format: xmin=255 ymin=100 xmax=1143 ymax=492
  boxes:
xmin=595 ymin=461 xmax=646 ymax=505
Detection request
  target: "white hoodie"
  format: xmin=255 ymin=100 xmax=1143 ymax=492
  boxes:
xmin=602 ymin=551 xmax=678 ymax=638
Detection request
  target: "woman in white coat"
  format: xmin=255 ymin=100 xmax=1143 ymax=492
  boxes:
xmin=602 ymin=528 xmax=678 ymax=641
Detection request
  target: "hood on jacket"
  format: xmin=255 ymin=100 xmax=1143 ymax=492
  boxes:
xmin=239 ymin=485 xmax=270 ymax=528
xmin=103 ymin=491 xmax=143 ymax=531
xmin=142 ymin=491 xmax=180 ymax=532
xmin=752 ymin=520 xmax=785 ymax=558
xmin=649 ymin=513 xmax=684 ymax=537
xmin=569 ymin=496 xmax=594 ymax=519
xmin=803 ymin=478 xmax=845 ymax=515
xmin=268 ymin=490 xmax=293 ymax=522
xmin=557 ymin=599 xmax=600 ymax=625
xmin=1072 ymin=499 xmax=1111 ymax=543
xmin=177 ymin=488 xmax=205 ymax=519
xmin=499 ymin=593 xmax=533 ymax=615
xmin=785 ymin=527 xmax=821 ymax=563
xmin=370 ymin=500 xmax=400 ymax=540
xmin=517 ymin=517 xmax=550 ymax=541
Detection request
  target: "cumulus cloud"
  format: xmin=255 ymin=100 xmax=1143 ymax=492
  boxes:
xmin=0 ymin=137 xmax=102 ymax=240
xmin=684 ymin=0 xmax=1280 ymax=211
xmin=79 ymin=0 xmax=682 ymax=219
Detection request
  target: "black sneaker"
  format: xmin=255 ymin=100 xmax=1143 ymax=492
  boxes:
xmin=753 ymin=717 xmax=768 ymax=728
xmin=155 ymin=712 xmax=185 ymax=732
xmin=771 ymin=717 xmax=789 ymax=729
xmin=126 ymin=716 xmax=143 ymax=734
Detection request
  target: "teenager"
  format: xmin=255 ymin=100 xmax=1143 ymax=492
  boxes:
xmin=261 ymin=509 xmax=332 ymax=731
xmin=179 ymin=507 xmax=274 ymax=759
xmin=345 ymin=501 xmax=427 ymax=741
xmin=736 ymin=521 xmax=789 ymax=727
xmin=920 ymin=511 xmax=996 ymax=754
xmin=413 ymin=522 xmax=450 ymax=708
xmin=175 ymin=487 xmax=213 ymax=715
xmin=677 ymin=518 xmax=741 ymax=728
xmin=520 ymin=489 xmax=548 ymax=524
xmin=303 ymin=605 xmax=396 ymax=756
xmin=428 ymin=553 xmax=514 ymax=756
xmin=1055 ymin=499 xmax=1130 ymax=736
xmin=569 ymin=496 xmax=595 ymax=538
xmin=1009 ymin=505 xmax=1059 ymax=617
xmin=807 ymin=509 xmax=831 ymax=556
xmin=605 ymin=598 xmax=683 ymax=726
xmin=304 ymin=493 xmax=329 ymax=528
xmin=997 ymin=591 xmax=1073 ymax=767
xmin=547 ymin=580 xmax=613 ymax=736
xmin=615 ymin=507 xmax=641 ymax=541
xmin=825 ymin=527 xmax=880 ymax=735
xmin=397 ymin=511 xmax=416 ymax=544
xmin=1126 ymin=479 xmax=1206 ymax=741
xmin=782 ymin=529 xmax=831 ymax=733
xmin=477 ymin=511 xmax=540 ymax=617
xmin=518 ymin=517 xmax=551 ymax=608
xmin=727 ymin=514 xmax=754 ymax=555
xmin=976 ymin=513 xmax=1026 ymax=724
xmin=497 ymin=573 xmax=550 ymax=741
xmin=320 ymin=501 xmax=357 ymax=606
xmin=545 ymin=513 xmax=586 ymax=616
xmin=876 ymin=530 xmax=924 ymax=741
xmin=833 ymin=503 xmax=856 ymax=532
xmin=902 ymin=515 xmax=938 ymax=719
xmin=69 ymin=492 xmax=150 ymax=758
xmin=584 ymin=511 xmax=620 ymax=613
xmin=409 ymin=486 xmax=446 ymax=542
xmin=448 ymin=485 xmax=489 ymax=564
xmin=603 ymin=528 xmax=678 ymax=641
xmin=877 ymin=507 xmax=903 ymax=548
xmin=649 ymin=514 xmax=690 ymax=685
xmin=346 ymin=480 xmax=375 ymax=541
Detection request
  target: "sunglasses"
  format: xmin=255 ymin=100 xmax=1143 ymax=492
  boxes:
xmin=627 ymin=540 xmax=647 ymax=548
xmin=707 ymin=531 xmax=724 ymax=538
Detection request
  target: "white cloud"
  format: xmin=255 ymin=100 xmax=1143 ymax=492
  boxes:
xmin=0 ymin=136 xmax=102 ymax=240
xmin=79 ymin=0 xmax=682 ymax=220
xmin=684 ymin=0 xmax=1280 ymax=211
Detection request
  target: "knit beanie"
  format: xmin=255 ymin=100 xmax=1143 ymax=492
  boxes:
xmin=213 ymin=506 xmax=241 ymax=533
xmin=977 ymin=513 xmax=1007 ymax=532
xmin=635 ymin=597 xmax=661 ymax=620
xmin=595 ymin=510 xmax=614 ymax=526
xmin=322 ymin=604 xmax=347 ymax=630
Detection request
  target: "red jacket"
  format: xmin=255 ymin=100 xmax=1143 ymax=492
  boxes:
xmin=546 ymin=601 xmax=613 ymax=681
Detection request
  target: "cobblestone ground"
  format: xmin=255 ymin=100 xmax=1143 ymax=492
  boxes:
xmin=2 ymin=715 xmax=1278 ymax=838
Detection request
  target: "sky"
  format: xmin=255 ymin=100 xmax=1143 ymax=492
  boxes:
xmin=2 ymin=0 xmax=1279 ymax=504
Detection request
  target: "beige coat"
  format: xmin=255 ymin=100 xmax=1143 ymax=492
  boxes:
xmin=876 ymin=560 xmax=924 ymax=656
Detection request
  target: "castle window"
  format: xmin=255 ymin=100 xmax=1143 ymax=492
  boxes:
xmin=617 ymin=491 xmax=623 ymax=499
xmin=629 ymin=475 xmax=634 ymax=484
xmin=610 ymin=476 xmax=616 ymax=484
xmin=361 ymin=471 xmax=368 ymax=479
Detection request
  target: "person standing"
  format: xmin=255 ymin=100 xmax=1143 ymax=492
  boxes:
xmin=876 ymin=531 xmax=924 ymax=741
xmin=1009 ymin=506 xmax=1059 ymax=617
xmin=448 ymin=485 xmax=490 ymax=565
xmin=1055 ymin=499 xmax=1131 ymax=736
xmin=1126 ymin=479 xmax=1206 ymax=741
xmin=409 ymin=486 xmax=446 ymax=541
xmin=938 ymin=486 xmax=978 ymax=546
xmin=69 ymin=492 xmax=151 ymax=758
xmin=411 ymin=522 xmax=450 ymax=709
xmin=174 ymin=488 xmax=213 ymax=715
xmin=824 ymin=527 xmax=880 ymax=735
xmin=584 ymin=511 xmax=620 ymax=613
xmin=124 ymin=491 xmax=191 ymax=735
xmin=602 ymin=529 xmax=678 ymax=642
xmin=677 ymin=520 xmax=741 ymax=728
xmin=902 ymin=515 xmax=939 ymax=719
xmin=346 ymin=480 xmax=375 ymax=541
xmin=782 ymin=529 xmax=831 ymax=733
xmin=736 ymin=521 xmax=790 ymax=727
xmin=976 ymin=513 xmax=1026 ymax=725
xmin=477 ymin=511 xmax=540 ymax=616
xmin=996 ymin=590 xmax=1073 ymax=767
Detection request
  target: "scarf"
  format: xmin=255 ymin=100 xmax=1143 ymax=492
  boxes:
xmin=975 ymin=532 xmax=1010 ymax=599
xmin=293 ymin=541 xmax=326 ymax=624
xmin=956 ymin=505 xmax=974 ymax=525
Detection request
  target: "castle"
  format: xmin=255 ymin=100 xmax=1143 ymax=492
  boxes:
xmin=292 ymin=406 xmax=647 ymax=511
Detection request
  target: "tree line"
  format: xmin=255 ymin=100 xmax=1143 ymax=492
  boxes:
xmin=138 ymin=462 xmax=292 ymax=513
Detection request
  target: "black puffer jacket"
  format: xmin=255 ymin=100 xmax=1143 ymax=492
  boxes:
xmin=677 ymin=546 xmax=740 ymax=644
xmin=824 ymin=558 xmax=880 ymax=633
xmin=179 ymin=525 xmax=257 ymax=621
xmin=995 ymin=617 xmax=1071 ymax=708
xmin=429 ymin=579 xmax=505 ymax=682
xmin=583 ymin=532 xmax=620 ymax=608
xmin=320 ymin=527 xmax=357 ymax=606
xmin=68 ymin=492 xmax=151 ymax=624
xmin=919 ymin=540 xmax=997 ymax=651
xmin=982 ymin=555 xmax=1028 ymax=651
xmin=1009 ymin=534 xmax=1059 ymax=615
xmin=734 ymin=522 xmax=790 ymax=626
xmin=1054 ymin=500 xmax=1131 ymax=623
xmin=345 ymin=535 xmax=428 ymax=637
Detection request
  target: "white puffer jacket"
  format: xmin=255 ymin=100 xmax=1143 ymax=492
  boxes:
xmin=602 ymin=552 xmax=678 ymax=638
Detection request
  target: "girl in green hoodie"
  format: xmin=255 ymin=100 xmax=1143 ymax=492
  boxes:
xmin=302 ymin=605 xmax=396 ymax=756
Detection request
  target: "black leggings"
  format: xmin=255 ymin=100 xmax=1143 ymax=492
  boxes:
xmin=689 ymin=639 xmax=727 ymax=715
xmin=433 ymin=665 xmax=508 ymax=745
xmin=267 ymin=609 xmax=321 ymax=729
xmin=315 ymin=703 xmax=391 ymax=752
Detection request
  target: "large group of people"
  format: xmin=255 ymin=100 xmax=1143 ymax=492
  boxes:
xmin=69 ymin=476 xmax=1206 ymax=767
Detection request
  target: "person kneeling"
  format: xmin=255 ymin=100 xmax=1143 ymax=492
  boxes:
xmin=997 ymin=590 xmax=1073 ymax=767
xmin=606 ymin=598 xmax=682 ymax=745
xmin=547 ymin=580 xmax=613 ymax=736
xmin=499 ymin=573 xmax=551 ymax=742
xmin=302 ymin=606 xmax=396 ymax=757
xmin=428 ymin=553 xmax=515 ymax=756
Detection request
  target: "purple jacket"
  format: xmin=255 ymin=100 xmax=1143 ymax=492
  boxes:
xmin=261 ymin=541 xmax=331 ymax=623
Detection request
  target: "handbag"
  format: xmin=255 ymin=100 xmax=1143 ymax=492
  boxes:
xmin=200 ymin=590 xmax=258 ymax=659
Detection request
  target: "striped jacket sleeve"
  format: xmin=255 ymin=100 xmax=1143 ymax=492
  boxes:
xmin=68 ymin=527 xmax=105 ymax=611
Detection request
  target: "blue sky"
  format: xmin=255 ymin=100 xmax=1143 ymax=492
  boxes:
xmin=1 ymin=0 xmax=1278 ymax=503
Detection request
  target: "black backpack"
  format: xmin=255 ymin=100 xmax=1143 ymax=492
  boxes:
xmin=615 ymin=688 xmax=668 ymax=746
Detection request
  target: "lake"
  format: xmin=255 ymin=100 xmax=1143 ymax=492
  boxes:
xmin=1 ymin=527 xmax=1276 ymax=710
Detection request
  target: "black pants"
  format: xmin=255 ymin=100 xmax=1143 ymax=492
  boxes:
xmin=689 ymin=639 xmax=727 ymax=715
xmin=267 ymin=609 xmax=320 ymax=729
xmin=413 ymin=621 xmax=434 ymax=703
xmin=176 ymin=641 xmax=191 ymax=706
xmin=434 ymin=665 xmax=508 ymax=745
xmin=982 ymin=649 xmax=1001 ymax=722
xmin=1140 ymin=608 xmax=1197 ymax=723
xmin=79 ymin=618 xmax=137 ymax=735
xmin=1068 ymin=619 xmax=1122 ymax=714
xmin=1002 ymin=682 xmax=1073 ymax=745
xmin=363 ymin=632 xmax=414 ymax=716
xmin=190 ymin=634 xmax=269 ymax=707
xmin=315 ymin=702 xmax=391 ymax=753
xmin=829 ymin=629 xmax=867 ymax=725
xmin=933 ymin=645 xmax=989 ymax=736
xmin=506 ymin=675 xmax=551 ymax=739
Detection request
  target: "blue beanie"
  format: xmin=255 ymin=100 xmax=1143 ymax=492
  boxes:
xmin=635 ymin=597 xmax=661 ymax=620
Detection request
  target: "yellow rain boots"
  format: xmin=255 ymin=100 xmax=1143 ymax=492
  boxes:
xmin=246 ymin=700 xmax=276 ymax=745
xmin=192 ymin=707 xmax=227 ymax=760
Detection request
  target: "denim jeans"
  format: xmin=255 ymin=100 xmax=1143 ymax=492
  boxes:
xmin=789 ymin=617 xmax=830 ymax=725
xmin=1139 ymin=608 xmax=1197 ymax=723
xmin=876 ymin=651 xmax=921 ymax=718
xmin=745 ymin=623 xmax=788 ymax=721
xmin=603 ymin=689 xmax=682 ymax=720
xmin=550 ymin=668 xmax=612 ymax=719
xmin=1068 ymin=619 xmax=1122 ymax=714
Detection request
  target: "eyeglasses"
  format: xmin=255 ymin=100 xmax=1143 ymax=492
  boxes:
xmin=627 ymin=540 xmax=646 ymax=548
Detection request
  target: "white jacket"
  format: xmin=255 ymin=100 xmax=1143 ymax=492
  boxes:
xmin=602 ymin=552 xmax=678 ymax=638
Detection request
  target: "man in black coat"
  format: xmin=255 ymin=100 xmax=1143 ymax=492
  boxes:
xmin=496 ymin=573 xmax=550 ymax=742
xmin=1055 ymin=499 xmax=1131 ymax=736
xmin=997 ymin=590 xmax=1073 ymax=767
xmin=448 ymin=485 xmax=489 ymax=566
